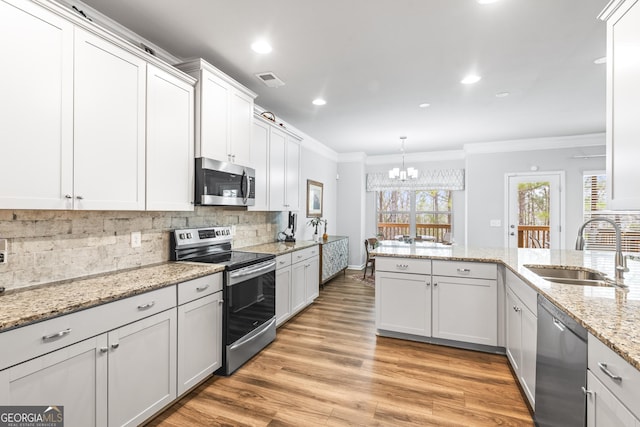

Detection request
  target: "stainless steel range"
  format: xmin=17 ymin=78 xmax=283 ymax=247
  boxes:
xmin=171 ymin=226 xmax=276 ymax=375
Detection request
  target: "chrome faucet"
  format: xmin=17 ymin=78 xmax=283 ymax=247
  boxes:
xmin=575 ymin=218 xmax=627 ymax=280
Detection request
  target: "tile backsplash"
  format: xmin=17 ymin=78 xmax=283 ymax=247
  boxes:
xmin=0 ymin=208 xmax=283 ymax=291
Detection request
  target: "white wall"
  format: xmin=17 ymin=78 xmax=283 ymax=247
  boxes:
xmin=337 ymin=159 xmax=366 ymax=267
xmin=466 ymin=141 xmax=605 ymax=248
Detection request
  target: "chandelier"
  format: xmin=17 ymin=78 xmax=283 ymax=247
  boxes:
xmin=388 ymin=136 xmax=418 ymax=181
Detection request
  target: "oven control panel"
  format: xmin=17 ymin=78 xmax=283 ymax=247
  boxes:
xmin=173 ymin=226 xmax=232 ymax=248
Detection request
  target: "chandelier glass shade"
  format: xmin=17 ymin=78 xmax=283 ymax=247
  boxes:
xmin=388 ymin=137 xmax=418 ymax=181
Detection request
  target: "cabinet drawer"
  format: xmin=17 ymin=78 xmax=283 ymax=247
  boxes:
xmin=178 ymin=273 xmax=222 ymax=305
xmin=0 ymin=285 xmax=176 ymax=371
xmin=432 ymin=260 xmax=496 ymax=280
xmin=276 ymin=253 xmax=292 ymax=269
xmin=292 ymin=245 xmax=319 ymax=263
xmin=376 ymin=257 xmax=432 ymax=275
xmin=588 ymin=334 xmax=640 ymax=419
xmin=506 ymin=269 xmax=537 ymax=314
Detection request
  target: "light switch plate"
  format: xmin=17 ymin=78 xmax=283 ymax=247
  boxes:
xmin=490 ymin=219 xmax=502 ymax=227
xmin=131 ymin=231 xmax=142 ymax=248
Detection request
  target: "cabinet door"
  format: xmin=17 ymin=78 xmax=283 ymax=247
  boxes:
xmin=432 ymin=276 xmax=497 ymax=346
xmin=108 ymin=309 xmax=176 ymax=427
xmin=229 ymin=89 xmax=254 ymax=166
xmin=607 ymin=0 xmax=640 ymax=209
xmin=520 ymin=304 xmax=537 ymax=407
xmin=146 ymin=65 xmax=194 ymax=211
xmin=505 ymin=289 xmax=522 ymax=372
xmin=74 ymin=29 xmax=146 ymax=210
xmin=269 ymin=127 xmax=287 ymax=210
xmin=305 ymin=255 xmax=320 ymax=304
xmin=291 ymin=261 xmax=307 ymax=314
xmin=275 ymin=266 xmax=292 ymax=326
xmin=285 ymin=138 xmax=301 ymax=211
xmin=0 ymin=335 xmax=107 ymax=427
xmin=0 ymin=0 xmax=73 ymax=209
xmin=250 ymin=121 xmax=270 ymax=211
xmin=587 ymin=371 xmax=638 ymax=427
xmin=199 ymin=70 xmax=229 ymax=160
xmin=375 ymin=271 xmax=431 ymax=336
xmin=177 ymin=292 xmax=222 ymax=396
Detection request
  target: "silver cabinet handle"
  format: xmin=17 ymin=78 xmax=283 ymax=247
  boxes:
xmin=581 ymin=386 xmax=594 ymax=396
xmin=434 ymin=282 xmax=438 ymax=287
xmin=396 ymin=264 xmax=409 ymax=270
xmin=111 ymin=343 xmax=119 ymax=350
xmin=457 ymin=268 xmax=471 ymax=273
xmin=218 ymin=299 xmax=224 ymax=305
xmin=196 ymin=284 xmax=210 ymax=292
xmin=99 ymin=347 xmax=108 ymax=353
xmin=42 ymin=328 xmax=71 ymax=342
xmin=598 ymin=362 xmax=622 ymax=382
xmin=64 ymin=194 xmax=73 ymax=199
xmin=513 ymin=305 xmax=521 ymax=313
xmin=137 ymin=301 xmax=155 ymax=310
xmin=76 ymin=195 xmax=84 ymax=200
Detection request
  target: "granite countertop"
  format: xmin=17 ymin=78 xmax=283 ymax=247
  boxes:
xmin=372 ymin=243 xmax=640 ymax=372
xmin=239 ymin=240 xmax=318 ymax=255
xmin=0 ymin=262 xmax=224 ymax=332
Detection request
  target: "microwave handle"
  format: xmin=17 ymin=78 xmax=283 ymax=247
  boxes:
xmin=242 ymin=169 xmax=250 ymax=204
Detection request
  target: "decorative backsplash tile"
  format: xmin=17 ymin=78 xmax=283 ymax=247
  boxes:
xmin=0 ymin=208 xmax=283 ymax=291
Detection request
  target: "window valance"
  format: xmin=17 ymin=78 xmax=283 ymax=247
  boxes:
xmin=366 ymin=169 xmax=465 ymax=191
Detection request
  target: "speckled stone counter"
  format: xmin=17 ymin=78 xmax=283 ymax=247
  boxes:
xmin=239 ymin=240 xmax=318 ymax=255
xmin=0 ymin=262 xmax=224 ymax=332
xmin=372 ymin=243 xmax=640 ymax=372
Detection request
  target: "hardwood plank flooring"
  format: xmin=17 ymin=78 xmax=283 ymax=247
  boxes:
xmin=147 ymin=274 xmax=534 ymax=426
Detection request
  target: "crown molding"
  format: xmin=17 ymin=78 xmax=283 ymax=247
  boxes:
xmin=598 ymin=0 xmax=626 ymax=21
xmin=463 ymin=133 xmax=605 ymax=154
xmin=338 ymin=152 xmax=368 ymax=163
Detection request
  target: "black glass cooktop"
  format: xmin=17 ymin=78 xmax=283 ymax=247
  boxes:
xmin=191 ymin=251 xmax=274 ymax=271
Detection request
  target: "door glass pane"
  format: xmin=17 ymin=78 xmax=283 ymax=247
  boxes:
xmin=518 ymin=182 xmax=550 ymax=248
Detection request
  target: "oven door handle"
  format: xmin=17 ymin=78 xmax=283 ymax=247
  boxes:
xmin=228 ymin=260 xmax=276 ymax=286
xmin=229 ymin=317 xmax=276 ymax=351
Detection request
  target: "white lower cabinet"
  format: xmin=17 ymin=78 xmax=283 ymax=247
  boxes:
xmin=505 ymin=269 xmax=537 ymax=408
xmin=275 ymin=254 xmax=293 ymax=327
xmin=108 ymin=309 xmax=177 ymax=427
xmin=0 ymin=335 xmax=108 ymax=427
xmin=278 ymin=246 xmax=320 ymax=325
xmin=432 ymin=275 xmax=497 ymax=346
xmin=376 ymin=270 xmax=431 ymax=336
xmin=177 ymin=274 xmax=223 ymax=396
xmin=587 ymin=371 xmax=640 ymax=427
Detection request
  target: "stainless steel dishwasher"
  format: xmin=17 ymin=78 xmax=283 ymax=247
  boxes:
xmin=535 ymin=294 xmax=587 ymax=427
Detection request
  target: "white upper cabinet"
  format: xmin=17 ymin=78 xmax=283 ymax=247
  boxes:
xmin=146 ymin=65 xmax=195 ymax=211
xmin=250 ymin=115 xmax=302 ymax=211
xmin=177 ymin=59 xmax=257 ymax=166
xmin=600 ymin=0 xmax=640 ymax=209
xmin=73 ymin=28 xmax=146 ymax=211
xmin=0 ymin=0 xmax=74 ymax=209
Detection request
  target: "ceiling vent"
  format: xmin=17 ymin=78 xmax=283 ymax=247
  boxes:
xmin=255 ymin=72 xmax=285 ymax=88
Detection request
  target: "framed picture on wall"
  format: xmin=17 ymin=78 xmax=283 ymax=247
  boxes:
xmin=306 ymin=180 xmax=323 ymax=218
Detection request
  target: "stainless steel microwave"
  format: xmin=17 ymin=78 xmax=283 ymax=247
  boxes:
xmin=195 ymin=157 xmax=255 ymax=206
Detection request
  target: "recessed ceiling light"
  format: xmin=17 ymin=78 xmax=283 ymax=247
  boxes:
xmin=594 ymin=56 xmax=607 ymax=64
xmin=312 ymin=98 xmax=326 ymax=106
xmin=495 ymin=91 xmax=510 ymax=98
xmin=419 ymin=103 xmax=431 ymax=108
xmin=461 ymin=74 xmax=482 ymax=85
xmin=251 ymin=40 xmax=272 ymax=54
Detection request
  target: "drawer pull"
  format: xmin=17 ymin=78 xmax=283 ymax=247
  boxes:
xmin=581 ymin=386 xmax=594 ymax=396
xmin=100 ymin=347 xmax=108 ymax=354
xmin=598 ymin=362 xmax=623 ymax=382
xmin=396 ymin=264 xmax=409 ymax=270
xmin=196 ymin=284 xmax=210 ymax=292
xmin=111 ymin=343 xmax=120 ymax=350
xmin=42 ymin=328 xmax=71 ymax=342
xmin=137 ymin=301 xmax=155 ymax=310
xmin=513 ymin=305 xmax=521 ymax=313
xmin=457 ymin=268 xmax=471 ymax=273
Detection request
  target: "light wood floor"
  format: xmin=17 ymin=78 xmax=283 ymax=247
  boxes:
xmin=147 ymin=273 xmax=534 ymax=426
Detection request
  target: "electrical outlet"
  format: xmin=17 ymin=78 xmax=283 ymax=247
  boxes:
xmin=0 ymin=238 xmax=6 ymax=264
xmin=131 ymin=231 xmax=142 ymax=248
xmin=0 ymin=252 xmax=5 ymax=264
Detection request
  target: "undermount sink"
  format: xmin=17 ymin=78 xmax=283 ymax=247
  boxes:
xmin=524 ymin=265 xmax=614 ymax=287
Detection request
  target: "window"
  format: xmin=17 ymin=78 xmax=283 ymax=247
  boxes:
xmin=376 ymin=190 xmax=452 ymax=241
xmin=582 ymin=172 xmax=640 ymax=252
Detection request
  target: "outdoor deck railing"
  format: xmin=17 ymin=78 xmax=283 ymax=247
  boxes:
xmin=377 ymin=223 xmax=451 ymax=242
xmin=518 ymin=225 xmax=550 ymax=248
